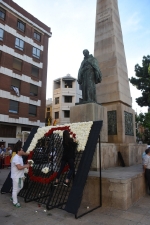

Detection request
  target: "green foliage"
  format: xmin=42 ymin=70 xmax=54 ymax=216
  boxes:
xmin=129 ymin=55 xmax=150 ymax=107
xmin=136 ymin=112 xmax=150 ymax=144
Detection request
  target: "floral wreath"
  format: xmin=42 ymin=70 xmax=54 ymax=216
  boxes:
xmin=26 ymin=122 xmax=93 ymax=184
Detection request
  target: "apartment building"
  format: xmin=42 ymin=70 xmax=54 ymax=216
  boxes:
xmin=52 ymin=74 xmax=82 ymax=125
xmin=0 ymin=0 xmax=51 ymax=147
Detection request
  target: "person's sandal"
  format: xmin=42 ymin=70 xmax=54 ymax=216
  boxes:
xmin=13 ymin=203 xmax=21 ymax=207
xmin=10 ymin=197 xmax=13 ymax=202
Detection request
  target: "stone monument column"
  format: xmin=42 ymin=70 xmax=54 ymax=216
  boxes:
xmin=94 ymin=0 xmax=136 ymax=144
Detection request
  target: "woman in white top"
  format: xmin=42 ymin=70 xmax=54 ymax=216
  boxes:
xmin=143 ymin=148 xmax=150 ymax=194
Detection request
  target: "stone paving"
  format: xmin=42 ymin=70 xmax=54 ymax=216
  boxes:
xmin=1 ymin=168 xmax=150 ymax=225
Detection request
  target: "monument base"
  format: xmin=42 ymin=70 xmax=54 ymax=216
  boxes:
xmin=82 ymin=165 xmax=146 ymax=210
xmin=70 ymin=103 xmax=108 ymax=142
xmin=91 ymin=143 xmax=147 ymax=170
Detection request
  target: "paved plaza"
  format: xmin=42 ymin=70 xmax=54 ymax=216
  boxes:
xmin=0 ymin=168 xmax=150 ymax=225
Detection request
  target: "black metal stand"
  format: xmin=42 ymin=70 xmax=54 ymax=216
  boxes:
xmin=75 ymin=135 xmax=102 ymax=219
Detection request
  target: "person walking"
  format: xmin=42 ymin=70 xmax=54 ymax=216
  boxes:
xmin=54 ymin=130 xmax=77 ymax=187
xmin=11 ymin=145 xmax=29 ymax=207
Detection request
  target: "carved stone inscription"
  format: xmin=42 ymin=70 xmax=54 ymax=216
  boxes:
xmin=97 ymin=8 xmax=111 ymax=23
xmin=108 ymin=110 xmax=117 ymax=135
xmin=124 ymin=111 xmax=134 ymax=136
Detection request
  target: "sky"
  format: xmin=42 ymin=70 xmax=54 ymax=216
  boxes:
xmin=13 ymin=0 xmax=150 ymax=114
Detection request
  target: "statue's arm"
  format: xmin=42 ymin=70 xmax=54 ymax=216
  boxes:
xmin=78 ymin=70 xmax=82 ymax=84
xmin=78 ymin=63 xmax=84 ymax=84
xmin=92 ymin=57 xmax=102 ymax=84
xmin=95 ymin=70 xmax=102 ymax=83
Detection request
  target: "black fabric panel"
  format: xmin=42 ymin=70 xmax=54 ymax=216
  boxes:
xmin=23 ymin=127 xmax=38 ymax=152
xmin=65 ymin=121 xmax=103 ymax=214
xmin=22 ymin=127 xmax=38 ymax=163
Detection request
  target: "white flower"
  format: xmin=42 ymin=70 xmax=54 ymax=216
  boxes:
xmin=41 ymin=167 xmax=50 ymax=174
xmin=28 ymin=159 xmax=34 ymax=164
xmin=26 ymin=121 xmax=93 ymax=152
xmin=24 ymin=168 xmax=29 ymax=174
xmin=28 ymin=159 xmax=34 ymax=167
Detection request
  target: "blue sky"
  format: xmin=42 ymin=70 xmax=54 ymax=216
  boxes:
xmin=13 ymin=0 xmax=150 ymax=114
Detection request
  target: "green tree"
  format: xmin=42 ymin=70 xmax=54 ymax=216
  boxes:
xmin=136 ymin=112 xmax=150 ymax=144
xmin=129 ymin=55 xmax=150 ymax=107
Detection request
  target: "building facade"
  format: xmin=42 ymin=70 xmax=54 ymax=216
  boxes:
xmin=0 ymin=0 xmax=51 ymax=147
xmin=52 ymin=74 xmax=82 ymax=125
xmin=45 ymin=98 xmax=52 ymax=126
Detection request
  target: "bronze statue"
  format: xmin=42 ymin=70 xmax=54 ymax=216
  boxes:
xmin=78 ymin=49 xmax=102 ymax=103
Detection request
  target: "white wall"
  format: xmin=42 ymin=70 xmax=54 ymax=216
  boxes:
xmin=52 ymin=76 xmax=82 ymax=125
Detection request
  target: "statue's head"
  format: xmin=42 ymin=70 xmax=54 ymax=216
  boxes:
xmin=83 ymin=49 xmax=89 ymax=57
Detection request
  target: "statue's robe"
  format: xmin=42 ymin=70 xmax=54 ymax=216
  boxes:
xmin=78 ymin=54 xmax=102 ymax=102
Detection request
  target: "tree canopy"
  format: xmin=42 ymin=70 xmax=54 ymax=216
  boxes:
xmin=136 ymin=112 xmax=150 ymax=144
xmin=129 ymin=55 xmax=150 ymax=107
xmin=136 ymin=112 xmax=150 ymax=130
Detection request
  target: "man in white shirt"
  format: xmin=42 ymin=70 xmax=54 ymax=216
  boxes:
xmin=143 ymin=148 xmax=150 ymax=194
xmin=11 ymin=146 xmax=29 ymax=207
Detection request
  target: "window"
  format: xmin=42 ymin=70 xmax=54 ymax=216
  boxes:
xmin=13 ymin=57 xmax=22 ymax=71
xmin=0 ymin=124 xmax=16 ymax=138
xmin=46 ymin=112 xmax=50 ymax=118
xmin=31 ymin=65 xmax=39 ymax=77
xmin=64 ymin=96 xmax=72 ymax=103
xmin=55 ymin=97 xmax=59 ymax=104
xmin=12 ymin=79 xmax=19 ymax=89
xmin=17 ymin=20 xmax=25 ymax=32
xmin=11 ymin=78 xmax=20 ymax=96
xmin=0 ymin=28 xmax=4 ymax=41
xmin=0 ymin=7 xmax=6 ymax=20
xmin=47 ymin=107 xmax=50 ymax=111
xmin=65 ymin=81 xmax=72 ymax=88
xmin=15 ymin=37 xmax=24 ymax=51
xmin=32 ymin=47 xmax=40 ymax=59
xmin=21 ymin=127 xmax=32 ymax=132
xmin=64 ymin=110 xmax=70 ymax=118
xmin=34 ymin=30 xmax=41 ymax=42
xmin=55 ymin=112 xmax=59 ymax=119
xmin=9 ymin=100 xmax=19 ymax=114
xmin=29 ymin=104 xmax=37 ymax=116
xmin=30 ymin=84 xmax=38 ymax=96
xmin=11 ymin=78 xmax=20 ymax=88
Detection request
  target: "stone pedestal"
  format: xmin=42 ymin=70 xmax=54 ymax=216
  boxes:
xmin=119 ymin=143 xmax=147 ymax=166
xmin=91 ymin=143 xmax=147 ymax=170
xmin=81 ymin=165 xmax=146 ymax=210
xmin=91 ymin=143 xmax=118 ymax=170
xmin=70 ymin=103 xmax=108 ymax=142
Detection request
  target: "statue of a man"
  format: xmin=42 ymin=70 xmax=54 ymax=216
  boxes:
xmin=78 ymin=49 xmax=102 ymax=103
